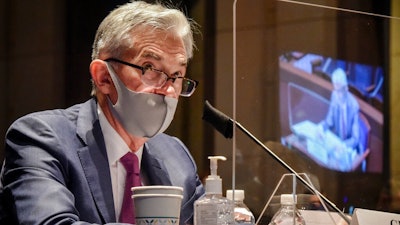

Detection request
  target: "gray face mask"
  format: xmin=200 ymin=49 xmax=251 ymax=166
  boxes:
xmin=105 ymin=62 xmax=178 ymax=138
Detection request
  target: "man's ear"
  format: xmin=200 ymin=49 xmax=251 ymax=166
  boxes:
xmin=90 ymin=59 xmax=114 ymax=94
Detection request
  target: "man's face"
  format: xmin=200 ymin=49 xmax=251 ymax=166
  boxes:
xmin=109 ymin=27 xmax=188 ymax=103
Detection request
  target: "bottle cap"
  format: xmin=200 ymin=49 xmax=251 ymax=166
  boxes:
xmin=280 ymin=194 xmax=297 ymax=204
xmin=226 ymin=189 xmax=245 ymax=201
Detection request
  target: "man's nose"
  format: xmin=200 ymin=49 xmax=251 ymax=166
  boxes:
xmin=154 ymin=80 xmax=177 ymax=97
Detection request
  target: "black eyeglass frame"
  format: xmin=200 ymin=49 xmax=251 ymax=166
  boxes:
xmin=104 ymin=58 xmax=199 ymax=97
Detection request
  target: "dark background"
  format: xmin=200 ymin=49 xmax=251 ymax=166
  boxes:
xmin=1 ymin=0 xmax=400 ymax=219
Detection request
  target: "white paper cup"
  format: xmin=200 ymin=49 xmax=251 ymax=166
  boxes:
xmin=132 ymin=193 xmax=183 ymax=225
xmin=131 ymin=185 xmax=183 ymax=195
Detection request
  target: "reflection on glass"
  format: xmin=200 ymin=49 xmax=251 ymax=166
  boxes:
xmin=280 ymin=51 xmax=383 ymax=173
xmin=229 ymin=0 xmax=397 ymax=221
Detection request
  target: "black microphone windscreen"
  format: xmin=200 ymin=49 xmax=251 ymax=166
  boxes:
xmin=202 ymin=100 xmax=233 ymax=139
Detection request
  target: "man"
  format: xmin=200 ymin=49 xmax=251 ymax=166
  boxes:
xmin=0 ymin=1 xmax=204 ymax=224
xmin=318 ymin=67 xmax=360 ymax=152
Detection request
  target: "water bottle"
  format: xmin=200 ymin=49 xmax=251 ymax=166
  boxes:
xmin=226 ymin=190 xmax=255 ymax=225
xmin=268 ymin=194 xmax=306 ymax=225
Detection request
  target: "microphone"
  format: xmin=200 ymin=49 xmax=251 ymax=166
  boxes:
xmin=202 ymin=100 xmax=234 ymax=138
xmin=202 ymin=100 xmax=351 ymax=225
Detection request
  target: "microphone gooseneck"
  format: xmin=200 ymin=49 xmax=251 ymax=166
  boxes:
xmin=202 ymin=100 xmax=351 ymax=225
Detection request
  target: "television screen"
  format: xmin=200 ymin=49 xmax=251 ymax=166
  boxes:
xmin=279 ymin=51 xmax=384 ymax=173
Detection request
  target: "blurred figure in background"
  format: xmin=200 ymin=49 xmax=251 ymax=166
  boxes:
xmin=318 ymin=68 xmax=360 ymax=166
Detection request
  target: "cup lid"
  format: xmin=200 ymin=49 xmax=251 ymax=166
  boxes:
xmin=131 ymin=193 xmax=184 ymax=199
xmin=131 ymin=185 xmax=183 ymax=192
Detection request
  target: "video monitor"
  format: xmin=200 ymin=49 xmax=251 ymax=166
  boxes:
xmin=279 ymin=51 xmax=384 ymax=173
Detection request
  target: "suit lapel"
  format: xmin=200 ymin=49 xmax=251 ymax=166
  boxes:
xmin=76 ymin=99 xmax=116 ymax=223
xmin=142 ymin=143 xmax=172 ymax=185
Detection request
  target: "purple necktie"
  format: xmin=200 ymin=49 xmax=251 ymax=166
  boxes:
xmin=119 ymin=152 xmax=141 ymax=223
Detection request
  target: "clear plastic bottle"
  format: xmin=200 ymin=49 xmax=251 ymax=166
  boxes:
xmin=194 ymin=156 xmax=234 ymax=225
xmin=268 ymin=194 xmax=306 ymax=225
xmin=226 ymin=189 xmax=255 ymax=225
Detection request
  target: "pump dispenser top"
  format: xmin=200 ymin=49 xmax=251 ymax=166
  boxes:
xmin=205 ymin=156 xmax=226 ymax=194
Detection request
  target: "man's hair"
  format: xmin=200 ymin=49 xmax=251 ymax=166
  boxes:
xmin=92 ymin=1 xmax=195 ymax=60
xmin=331 ymin=68 xmax=348 ymax=87
xmin=90 ymin=1 xmax=197 ymax=95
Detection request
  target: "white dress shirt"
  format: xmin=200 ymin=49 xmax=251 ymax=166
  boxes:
xmin=97 ymin=105 xmax=143 ymax=221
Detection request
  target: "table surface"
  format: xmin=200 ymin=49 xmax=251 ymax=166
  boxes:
xmin=284 ymin=120 xmax=368 ymax=172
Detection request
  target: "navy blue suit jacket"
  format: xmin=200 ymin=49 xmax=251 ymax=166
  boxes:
xmin=320 ymin=91 xmax=360 ymax=149
xmin=0 ymin=98 xmax=204 ymax=225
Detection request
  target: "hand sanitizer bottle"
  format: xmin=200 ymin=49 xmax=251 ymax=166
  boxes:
xmin=194 ymin=156 xmax=234 ymax=225
xmin=226 ymin=189 xmax=255 ymax=225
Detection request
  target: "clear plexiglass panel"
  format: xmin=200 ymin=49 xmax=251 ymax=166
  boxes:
xmin=223 ymin=0 xmax=400 ymax=224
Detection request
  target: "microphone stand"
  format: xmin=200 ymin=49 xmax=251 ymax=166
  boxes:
xmin=202 ymin=100 xmax=351 ymax=225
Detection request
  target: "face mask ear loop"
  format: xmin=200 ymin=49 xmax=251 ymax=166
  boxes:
xmin=105 ymin=61 xmax=122 ymax=106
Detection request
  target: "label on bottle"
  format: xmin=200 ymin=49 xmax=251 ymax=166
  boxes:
xmin=234 ymin=207 xmax=255 ymax=224
xmin=195 ymin=204 xmax=218 ymax=225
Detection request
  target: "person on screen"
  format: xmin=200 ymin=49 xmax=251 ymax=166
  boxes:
xmin=318 ymin=68 xmax=360 ymax=152
xmin=0 ymin=1 xmax=204 ymax=224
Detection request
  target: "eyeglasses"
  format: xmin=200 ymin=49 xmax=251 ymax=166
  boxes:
xmin=105 ymin=58 xmax=199 ymax=97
